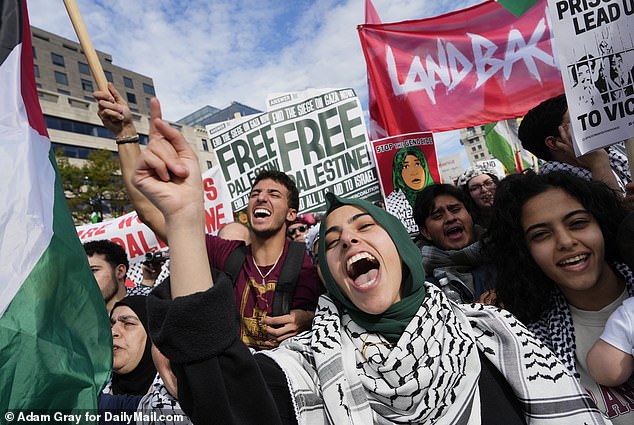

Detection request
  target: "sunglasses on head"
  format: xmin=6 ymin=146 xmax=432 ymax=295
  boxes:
xmin=287 ymin=225 xmax=308 ymax=237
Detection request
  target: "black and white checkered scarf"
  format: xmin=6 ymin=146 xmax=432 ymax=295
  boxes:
xmin=261 ymin=283 xmax=607 ymax=424
xmin=539 ymin=144 xmax=631 ymax=193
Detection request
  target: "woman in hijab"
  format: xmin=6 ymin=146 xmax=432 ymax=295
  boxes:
xmin=98 ymin=296 xmax=156 ymax=416
xmin=385 ymin=146 xmax=435 ymax=237
xmin=134 ymin=100 xmax=609 ymax=425
xmin=109 ymin=296 xmax=157 ymax=396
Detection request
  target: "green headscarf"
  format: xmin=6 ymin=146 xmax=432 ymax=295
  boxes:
xmin=317 ymin=193 xmax=427 ymax=343
xmin=391 ymin=146 xmax=435 ymax=207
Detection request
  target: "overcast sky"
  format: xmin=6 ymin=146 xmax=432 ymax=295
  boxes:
xmin=27 ymin=0 xmax=481 ymax=161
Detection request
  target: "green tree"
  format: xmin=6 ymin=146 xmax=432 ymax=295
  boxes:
xmin=56 ymin=149 xmax=131 ymax=224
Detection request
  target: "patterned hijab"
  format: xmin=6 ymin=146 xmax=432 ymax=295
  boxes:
xmin=317 ymin=193 xmax=426 ymax=342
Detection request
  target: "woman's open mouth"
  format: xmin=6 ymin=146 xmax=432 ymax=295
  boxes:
xmin=347 ymin=252 xmax=380 ymax=289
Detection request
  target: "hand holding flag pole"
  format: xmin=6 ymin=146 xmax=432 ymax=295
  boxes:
xmin=63 ymin=0 xmax=108 ymax=91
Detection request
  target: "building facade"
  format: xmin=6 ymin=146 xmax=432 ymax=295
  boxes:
xmin=459 ymin=125 xmax=494 ymax=166
xmin=31 ymin=26 xmax=216 ymax=172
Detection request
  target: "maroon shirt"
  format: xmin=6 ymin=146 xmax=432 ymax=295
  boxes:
xmin=205 ymin=234 xmax=324 ymax=349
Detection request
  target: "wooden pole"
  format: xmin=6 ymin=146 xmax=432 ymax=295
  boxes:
xmin=63 ymin=0 xmax=108 ymax=91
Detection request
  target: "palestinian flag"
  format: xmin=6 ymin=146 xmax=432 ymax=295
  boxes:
xmin=484 ymin=120 xmax=534 ymax=174
xmin=496 ymin=0 xmax=540 ymax=17
xmin=0 ymin=0 xmax=111 ymax=414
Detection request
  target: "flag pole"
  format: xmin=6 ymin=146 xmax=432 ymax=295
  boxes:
xmin=63 ymin=0 xmax=108 ymax=91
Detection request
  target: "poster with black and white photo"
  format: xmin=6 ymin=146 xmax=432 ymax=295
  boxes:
xmin=548 ymin=0 xmax=634 ymax=154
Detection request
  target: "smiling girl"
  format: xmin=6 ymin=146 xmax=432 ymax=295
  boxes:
xmin=485 ymin=171 xmax=634 ymax=425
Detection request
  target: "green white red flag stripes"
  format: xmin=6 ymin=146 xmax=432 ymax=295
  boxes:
xmin=0 ymin=0 xmax=111 ymax=414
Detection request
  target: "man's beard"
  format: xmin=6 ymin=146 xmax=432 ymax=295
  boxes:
xmin=102 ymin=279 xmax=119 ymax=304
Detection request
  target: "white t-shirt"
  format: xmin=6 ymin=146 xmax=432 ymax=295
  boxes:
xmin=601 ymin=297 xmax=634 ymax=355
xmin=570 ymin=290 xmax=634 ymax=425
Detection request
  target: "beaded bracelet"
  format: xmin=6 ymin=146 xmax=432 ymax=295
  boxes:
xmin=115 ymin=134 xmax=140 ymax=145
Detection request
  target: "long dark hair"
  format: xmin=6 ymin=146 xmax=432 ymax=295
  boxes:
xmin=483 ymin=171 xmax=627 ymax=324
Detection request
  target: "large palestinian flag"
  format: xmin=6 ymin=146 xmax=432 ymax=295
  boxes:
xmin=0 ymin=0 xmax=111 ymax=414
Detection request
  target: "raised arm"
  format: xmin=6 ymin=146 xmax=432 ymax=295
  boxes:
xmin=94 ymin=83 xmax=167 ymax=241
xmin=132 ymin=98 xmax=211 ymax=298
xmin=139 ymin=102 xmax=289 ymax=425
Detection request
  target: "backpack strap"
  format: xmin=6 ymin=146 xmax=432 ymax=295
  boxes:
xmin=224 ymin=244 xmax=247 ymax=285
xmin=271 ymin=241 xmax=305 ymax=317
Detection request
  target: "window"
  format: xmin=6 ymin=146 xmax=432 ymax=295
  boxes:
xmin=57 ymin=89 xmax=71 ymax=96
xmin=145 ymin=98 xmax=151 ymax=108
xmin=33 ymin=33 xmax=49 ymax=42
xmin=32 ymin=46 xmax=36 ymax=58
xmin=142 ymin=83 xmax=155 ymax=95
xmin=206 ymin=161 xmax=213 ymax=169
xmin=202 ymin=139 xmax=209 ymax=151
xmin=81 ymin=79 xmax=93 ymax=92
xmin=104 ymin=70 xmax=113 ymax=82
xmin=51 ymin=142 xmax=114 ymax=160
xmin=51 ymin=52 xmax=64 ymax=67
xmin=44 ymin=115 xmax=148 ymax=142
xmin=78 ymin=62 xmax=90 ymax=75
xmin=471 ymin=146 xmax=476 ymax=152
xmin=123 ymin=76 xmax=134 ymax=88
xmin=34 ymin=64 xmax=39 ymax=78
xmin=477 ymin=144 xmax=482 ymax=150
xmin=126 ymin=92 xmax=137 ymax=104
xmin=54 ymin=71 xmax=68 ymax=85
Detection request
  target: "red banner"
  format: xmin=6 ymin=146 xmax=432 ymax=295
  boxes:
xmin=358 ymin=0 xmax=564 ymax=137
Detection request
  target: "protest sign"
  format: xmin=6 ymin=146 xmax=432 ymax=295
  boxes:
xmin=548 ymin=0 xmax=634 ymax=155
xmin=208 ymin=88 xmax=381 ymax=213
xmin=76 ymin=166 xmax=232 ymax=264
xmin=358 ymin=0 xmax=563 ymax=135
xmin=371 ymin=132 xmax=440 ymax=235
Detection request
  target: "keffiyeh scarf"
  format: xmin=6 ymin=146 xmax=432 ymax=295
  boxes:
xmin=529 ymin=262 xmax=634 ymax=377
xmin=262 ymin=284 xmax=607 ymax=425
xmin=539 ymin=144 xmax=631 ymax=193
xmin=137 ymin=374 xmax=192 ymax=425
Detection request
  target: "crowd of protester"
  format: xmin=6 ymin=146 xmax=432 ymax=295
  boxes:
xmin=80 ymin=85 xmax=634 ymax=424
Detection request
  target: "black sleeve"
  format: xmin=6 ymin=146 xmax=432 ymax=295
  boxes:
xmin=147 ymin=273 xmax=288 ymax=425
xmin=255 ymin=355 xmax=298 ymax=425
xmin=478 ymin=353 xmax=526 ymax=425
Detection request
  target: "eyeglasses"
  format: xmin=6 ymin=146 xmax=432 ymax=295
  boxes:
xmin=468 ymin=179 xmax=495 ymax=194
xmin=287 ymin=225 xmax=308 ymax=237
